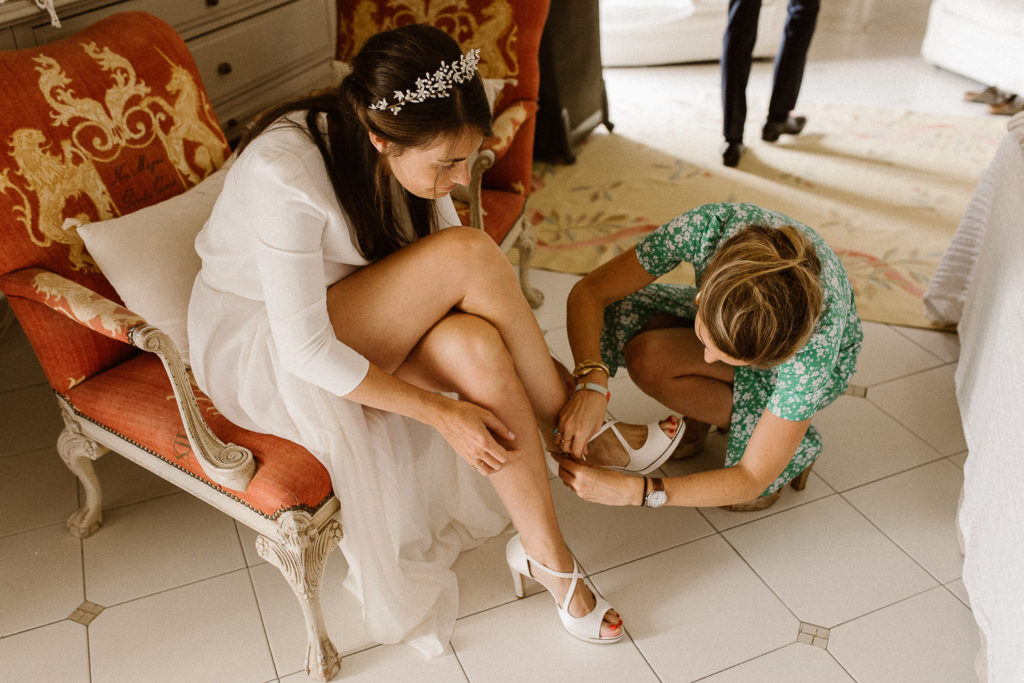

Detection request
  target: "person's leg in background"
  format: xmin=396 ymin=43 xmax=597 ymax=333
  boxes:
xmin=762 ymin=0 xmax=820 ymax=141
xmin=721 ymin=0 xmax=763 ymax=166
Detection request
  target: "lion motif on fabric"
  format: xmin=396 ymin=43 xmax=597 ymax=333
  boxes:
xmin=0 ymin=42 xmax=225 ymax=273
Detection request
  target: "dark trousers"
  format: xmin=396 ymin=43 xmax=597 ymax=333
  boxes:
xmin=721 ymin=0 xmax=820 ymax=142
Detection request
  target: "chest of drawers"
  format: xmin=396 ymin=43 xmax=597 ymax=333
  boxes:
xmin=1 ymin=0 xmax=335 ymax=142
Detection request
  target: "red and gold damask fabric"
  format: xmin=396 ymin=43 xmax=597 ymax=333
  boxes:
xmin=67 ymin=353 xmax=334 ymax=516
xmin=335 ymin=0 xmax=550 ymax=196
xmin=0 ymin=11 xmax=229 ymax=393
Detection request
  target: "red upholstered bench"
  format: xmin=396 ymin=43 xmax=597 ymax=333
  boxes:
xmin=0 ymin=12 xmax=342 ymax=680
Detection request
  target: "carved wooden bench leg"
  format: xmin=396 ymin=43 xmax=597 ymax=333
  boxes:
xmin=515 ymin=220 xmax=544 ymax=309
xmin=57 ymin=401 xmax=108 ymax=538
xmin=256 ymin=512 xmax=344 ymax=681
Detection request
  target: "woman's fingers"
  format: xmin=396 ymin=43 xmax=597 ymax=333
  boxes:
xmin=470 ymin=446 xmax=520 ymax=476
xmin=557 ymin=392 xmax=606 ymax=460
xmin=480 ymin=411 xmax=515 ymax=446
xmin=552 ymin=453 xmax=578 ymax=485
xmin=553 ymin=454 xmax=636 ymax=505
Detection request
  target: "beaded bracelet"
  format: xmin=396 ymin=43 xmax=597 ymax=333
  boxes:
xmin=574 ymin=382 xmax=611 ymax=401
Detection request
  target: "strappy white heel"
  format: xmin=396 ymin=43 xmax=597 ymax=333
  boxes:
xmin=591 ymin=418 xmax=687 ymax=475
xmin=505 ymin=534 xmax=623 ymax=644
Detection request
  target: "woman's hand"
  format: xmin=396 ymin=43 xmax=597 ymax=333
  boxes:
xmin=552 ymin=454 xmax=642 ymax=506
xmin=556 ymin=387 xmax=609 ymax=460
xmin=430 ymin=394 xmax=518 ymax=475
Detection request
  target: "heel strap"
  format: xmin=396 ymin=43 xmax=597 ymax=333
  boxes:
xmin=587 ymin=419 xmax=616 ymax=445
xmin=521 ymin=547 xmax=584 ymax=613
xmin=520 ymin=541 xmax=619 ymax=643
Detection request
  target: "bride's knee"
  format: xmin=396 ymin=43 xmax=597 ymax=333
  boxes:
xmin=443 ymin=314 xmax=512 ymax=367
xmin=432 ymin=227 xmax=512 ymax=276
xmin=444 ymin=317 xmax=522 ymax=394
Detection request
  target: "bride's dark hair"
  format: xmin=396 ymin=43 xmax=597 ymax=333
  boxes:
xmin=238 ymin=24 xmax=493 ymax=261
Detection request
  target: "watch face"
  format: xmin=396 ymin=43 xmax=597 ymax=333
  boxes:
xmin=647 ymin=489 xmax=667 ymax=508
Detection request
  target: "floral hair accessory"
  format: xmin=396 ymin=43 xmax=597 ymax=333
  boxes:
xmin=369 ymin=48 xmax=481 ymax=115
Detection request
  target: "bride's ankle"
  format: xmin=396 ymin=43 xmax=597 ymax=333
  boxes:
xmin=587 ymin=417 xmax=680 ymax=466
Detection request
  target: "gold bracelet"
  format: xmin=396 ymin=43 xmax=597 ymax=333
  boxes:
xmin=572 ymin=360 xmax=610 ymax=379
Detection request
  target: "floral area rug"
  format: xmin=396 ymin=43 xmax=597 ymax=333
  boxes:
xmin=523 ymin=96 xmax=1007 ymax=328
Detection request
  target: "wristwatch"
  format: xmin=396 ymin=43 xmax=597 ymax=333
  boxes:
xmin=643 ymin=477 xmax=667 ymax=508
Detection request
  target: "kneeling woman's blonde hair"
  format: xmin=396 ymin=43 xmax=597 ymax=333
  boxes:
xmin=699 ymin=224 xmax=824 ymax=368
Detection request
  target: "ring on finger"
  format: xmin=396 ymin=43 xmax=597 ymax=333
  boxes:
xmin=471 ymin=461 xmax=483 ymax=472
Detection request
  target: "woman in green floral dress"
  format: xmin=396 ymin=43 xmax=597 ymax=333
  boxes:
xmin=553 ymin=202 xmax=862 ymax=511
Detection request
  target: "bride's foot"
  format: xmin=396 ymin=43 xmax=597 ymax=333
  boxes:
xmin=506 ymin=535 xmax=623 ymax=642
xmin=529 ymin=559 xmax=623 ymax=640
xmin=586 ymin=417 xmax=682 ymax=469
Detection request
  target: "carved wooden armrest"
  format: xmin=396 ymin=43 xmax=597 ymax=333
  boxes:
xmin=0 ymin=267 xmax=255 ymax=492
xmin=465 ymin=148 xmax=497 ymax=231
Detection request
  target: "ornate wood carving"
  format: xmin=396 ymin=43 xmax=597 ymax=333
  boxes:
xmin=513 ymin=217 xmax=543 ymax=307
xmin=56 ymin=396 xmax=108 ymax=538
xmin=130 ymin=323 xmax=256 ymax=492
xmin=467 ymin=148 xmax=495 ymax=232
xmin=256 ymin=511 xmax=344 ymax=681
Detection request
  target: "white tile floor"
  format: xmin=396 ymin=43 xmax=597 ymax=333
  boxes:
xmin=0 ymin=1 xmax=995 ymax=680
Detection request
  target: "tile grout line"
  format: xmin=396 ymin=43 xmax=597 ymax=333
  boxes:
xmin=239 ymin=520 xmax=282 ymax=682
xmin=838 ymin=488 xmax=958 ymax=587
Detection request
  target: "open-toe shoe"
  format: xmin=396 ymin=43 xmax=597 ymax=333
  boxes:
xmin=672 ymin=419 xmax=711 ymax=460
xmin=506 ymin=534 xmax=622 ymax=644
xmin=592 ymin=418 xmax=686 ymax=475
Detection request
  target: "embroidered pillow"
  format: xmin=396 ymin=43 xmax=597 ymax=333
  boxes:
xmin=73 ymin=158 xmax=233 ymax=363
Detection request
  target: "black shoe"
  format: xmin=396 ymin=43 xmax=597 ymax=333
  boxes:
xmin=722 ymin=141 xmax=745 ymax=167
xmin=761 ymin=115 xmax=807 ymax=142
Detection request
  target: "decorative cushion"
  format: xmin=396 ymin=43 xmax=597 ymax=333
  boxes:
xmin=73 ymin=158 xmax=234 ymax=364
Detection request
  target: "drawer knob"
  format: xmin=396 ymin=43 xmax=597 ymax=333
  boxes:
xmin=206 ymin=0 xmax=220 ymax=6
xmin=217 ymin=62 xmax=233 ymax=76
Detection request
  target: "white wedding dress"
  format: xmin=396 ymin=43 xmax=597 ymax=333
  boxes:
xmin=187 ymin=117 xmax=510 ymax=655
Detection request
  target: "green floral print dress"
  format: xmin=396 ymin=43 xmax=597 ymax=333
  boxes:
xmin=600 ymin=202 xmax=863 ymax=496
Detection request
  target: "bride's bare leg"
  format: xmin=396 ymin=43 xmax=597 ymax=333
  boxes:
xmin=394 ymin=313 xmax=619 ymax=636
xmin=326 ymin=227 xmax=564 ymax=444
xmin=325 ymin=228 xmax=617 ymax=635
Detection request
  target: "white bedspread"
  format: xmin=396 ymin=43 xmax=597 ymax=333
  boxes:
xmin=948 ymin=113 xmax=1024 ymax=681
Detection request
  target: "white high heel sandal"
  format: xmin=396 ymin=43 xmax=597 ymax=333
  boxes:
xmin=505 ymin=534 xmax=623 ymax=644
xmin=592 ymin=417 xmax=687 ymax=475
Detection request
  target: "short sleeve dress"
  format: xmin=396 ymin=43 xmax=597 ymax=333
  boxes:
xmin=600 ymin=202 xmax=863 ymax=495
xmin=187 ymin=116 xmax=509 ymax=655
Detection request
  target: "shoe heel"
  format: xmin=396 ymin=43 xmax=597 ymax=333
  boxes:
xmin=505 ymin=534 xmax=529 ymax=598
xmin=510 ymin=569 xmax=526 ymax=598
xmin=791 ymin=463 xmax=813 ymax=491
